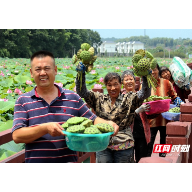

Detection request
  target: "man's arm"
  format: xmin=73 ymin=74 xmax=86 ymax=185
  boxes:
xmin=76 ymin=72 xmax=90 ymax=99
xmin=93 ymin=117 xmax=119 ymax=136
xmin=76 ymin=72 xmax=102 ymax=111
xmin=12 ymin=122 xmax=65 ymax=144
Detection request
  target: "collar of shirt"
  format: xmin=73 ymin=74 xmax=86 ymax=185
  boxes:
xmin=30 ymin=84 xmax=65 ymax=98
xmin=104 ymin=93 xmax=124 ymax=108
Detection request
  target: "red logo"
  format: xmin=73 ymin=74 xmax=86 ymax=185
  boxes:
xmin=153 ymin=144 xmax=172 ymax=153
xmin=63 ymin=109 xmax=66 ymax=113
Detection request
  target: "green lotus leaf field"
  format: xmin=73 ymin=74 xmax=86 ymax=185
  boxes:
xmin=0 ymin=56 xmax=192 ymax=160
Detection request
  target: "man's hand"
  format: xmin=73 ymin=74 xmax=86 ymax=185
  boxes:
xmin=45 ymin=122 xmax=65 ymax=137
xmin=135 ymin=103 xmax=150 ymax=114
xmin=107 ymin=120 xmax=119 ymax=136
xmin=76 ymin=61 xmax=86 ymax=73
xmin=93 ymin=117 xmax=119 ymax=136
xmin=13 ymin=122 xmax=65 ymax=144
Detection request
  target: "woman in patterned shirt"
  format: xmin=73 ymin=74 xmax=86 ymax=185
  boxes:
xmin=75 ymin=68 xmax=151 ymax=163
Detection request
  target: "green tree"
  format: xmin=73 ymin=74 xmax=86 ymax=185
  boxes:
xmin=10 ymin=29 xmax=31 ymax=58
xmin=187 ymin=46 xmax=192 ymax=54
xmin=0 ymin=29 xmax=101 ymax=58
xmin=155 ymin=46 xmax=164 ymax=53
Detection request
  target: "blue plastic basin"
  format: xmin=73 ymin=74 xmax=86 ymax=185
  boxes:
xmin=63 ymin=130 xmax=114 ymax=152
xmin=161 ymin=104 xmax=180 ymax=121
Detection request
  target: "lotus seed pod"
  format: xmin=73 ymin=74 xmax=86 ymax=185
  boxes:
xmin=90 ymin=125 xmax=102 ymax=133
xmin=95 ymin=123 xmax=114 ymax=133
xmin=81 ymin=119 xmax=93 ymax=127
xmin=90 ymin=55 xmax=97 ymax=64
xmin=81 ymin=43 xmax=91 ymax=51
xmin=66 ymin=117 xmax=86 ymax=125
xmin=61 ymin=122 xmax=69 ymax=129
xmin=72 ymin=54 xmax=78 ymax=64
xmin=80 ymin=50 xmax=91 ymax=64
xmin=66 ymin=125 xmax=85 ymax=133
xmin=84 ymin=127 xmax=101 ymax=134
xmin=77 ymin=49 xmax=82 ymax=59
xmin=135 ymin=49 xmax=145 ymax=58
xmin=133 ymin=63 xmax=139 ymax=70
xmin=132 ymin=54 xmax=143 ymax=64
xmin=137 ymin=58 xmax=150 ymax=71
xmin=133 ymin=67 xmax=150 ymax=76
xmin=135 ymin=69 xmax=150 ymax=76
xmin=132 ymin=67 xmax=139 ymax=75
xmin=168 ymin=107 xmax=180 ymax=113
xmin=88 ymin=47 xmax=94 ymax=56
xmin=145 ymin=51 xmax=154 ymax=60
xmin=87 ymin=64 xmax=93 ymax=72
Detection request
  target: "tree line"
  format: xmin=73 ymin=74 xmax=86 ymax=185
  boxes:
xmin=102 ymin=36 xmax=192 ymax=58
xmin=110 ymin=35 xmax=191 ymax=48
xmin=0 ymin=29 xmax=101 ymax=58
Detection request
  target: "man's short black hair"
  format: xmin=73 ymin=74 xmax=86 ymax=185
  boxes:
xmin=104 ymin=72 xmax=121 ymax=85
xmin=30 ymin=50 xmax=55 ymax=64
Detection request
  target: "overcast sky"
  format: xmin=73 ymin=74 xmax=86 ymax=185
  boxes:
xmin=91 ymin=29 xmax=192 ymax=39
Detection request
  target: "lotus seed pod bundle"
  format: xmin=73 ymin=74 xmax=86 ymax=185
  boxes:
xmin=72 ymin=43 xmax=98 ymax=91
xmin=131 ymin=49 xmax=158 ymax=91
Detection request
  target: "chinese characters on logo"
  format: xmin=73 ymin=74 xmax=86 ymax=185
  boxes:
xmin=153 ymin=144 xmax=190 ymax=155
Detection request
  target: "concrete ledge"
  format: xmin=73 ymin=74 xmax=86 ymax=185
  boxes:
xmin=139 ymin=157 xmax=173 ymax=163
xmin=139 ymin=150 xmax=182 ymax=163
xmin=188 ymin=94 xmax=192 ymax=102
xmin=180 ymin=103 xmax=192 ymax=113
xmin=166 ymin=122 xmax=191 ymax=136
xmin=180 ymin=114 xmax=192 ymax=122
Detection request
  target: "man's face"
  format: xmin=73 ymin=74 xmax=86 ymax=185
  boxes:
xmin=30 ymin=56 xmax=57 ymax=88
xmin=106 ymin=78 xmax=121 ymax=99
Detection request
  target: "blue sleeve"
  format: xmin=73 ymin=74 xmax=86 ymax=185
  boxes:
xmin=173 ymin=97 xmax=183 ymax=107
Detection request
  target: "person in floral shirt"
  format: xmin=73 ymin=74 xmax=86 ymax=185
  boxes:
xmin=75 ymin=68 xmax=151 ymax=163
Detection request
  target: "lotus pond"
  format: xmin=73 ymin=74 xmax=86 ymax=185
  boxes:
xmin=0 ymin=56 xmax=192 ymax=160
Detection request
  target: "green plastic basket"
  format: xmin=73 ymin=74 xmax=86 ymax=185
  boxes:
xmin=63 ymin=130 xmax=114 ymax=152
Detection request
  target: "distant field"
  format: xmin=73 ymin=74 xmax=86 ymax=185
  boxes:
xmin=0 ymin=56 xmax=192 ymax=118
